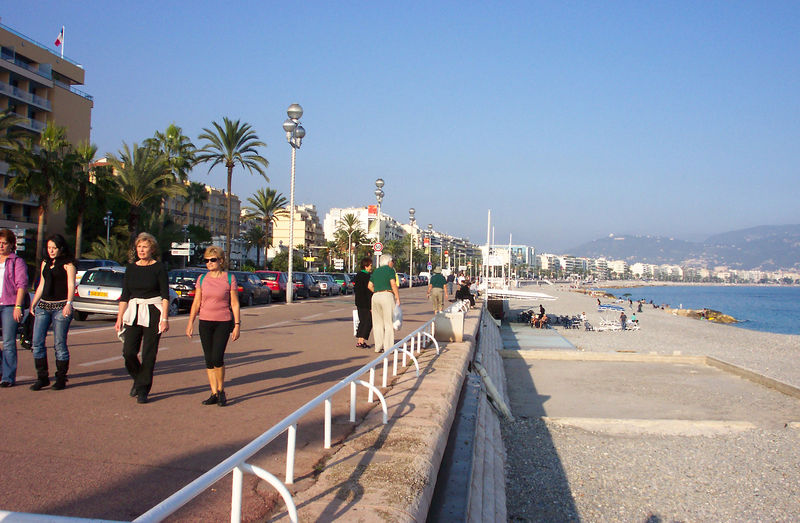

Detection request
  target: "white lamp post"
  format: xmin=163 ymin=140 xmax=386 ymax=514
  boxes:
xmin=103 ymin=210 xmax=114 ymax=243
xmin=283 ymin=103 xmax=305 ymax=304
xmin=374 ymin=178 xmax=384 ymax=264
xmin=408 ymin=208 xmax=415 ymax=287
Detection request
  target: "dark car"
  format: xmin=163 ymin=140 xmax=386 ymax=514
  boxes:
xmin=292 ymin=271 xmax=317 ymax=298
xmin=326 ymin=272 xmax=353 ymax=294
xmin=168 ymin=268 xmax=208 ymax=311
xmin=255 ymin=270 xmax=293 ymax=301
xmin=230 ymin=272 xmax=272 ymax=307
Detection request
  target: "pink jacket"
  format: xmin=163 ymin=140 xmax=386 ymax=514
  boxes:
xmin=1 ymin=254 xmax=28 ymax=306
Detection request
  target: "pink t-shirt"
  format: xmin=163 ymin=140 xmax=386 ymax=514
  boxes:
xmin=198 ymin=273 xmax=236 ymax=321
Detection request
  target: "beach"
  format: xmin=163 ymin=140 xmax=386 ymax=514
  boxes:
xmin=502 ymin=284 xmax=800 ymax=521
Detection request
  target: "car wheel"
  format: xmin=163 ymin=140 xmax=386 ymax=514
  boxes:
xmin=74 ymin=310 xmax=88 ymax=321
xmin=266 ymin=293 xmax=272 ymax=304
xmin=169 ymin=300 xmax=179 ymax=317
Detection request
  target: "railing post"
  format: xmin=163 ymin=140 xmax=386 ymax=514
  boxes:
xmin=350 ymin=382 xmax=356 ymax=422
xmin=231 ymin=465 xmax=244 ymax=523
xmin=286 ymin=424 xmax=297 ymax=484
xmin=368 ymin=367 xmax=375 ymax=403
xmin=382 ymin=358 xmax=389 ymax=387
xmin=324 ymin=399 xmax=332 ymax=449
xmin=393 ymin=348 xmax=398 ymax=376
xmin=402 ymin=341 xmax=408 ymax=367
xmin=417 ymin=331 xmax=422 ymax=353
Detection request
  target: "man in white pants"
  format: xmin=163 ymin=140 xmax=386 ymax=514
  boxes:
xmin=367 ymin=255 xmax=400 ymax=353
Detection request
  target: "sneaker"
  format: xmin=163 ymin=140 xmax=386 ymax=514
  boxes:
xmin=202 ymin=393 xmax=218 ymax=405
xmin=217 ymin=390 xmax=227 ymax=407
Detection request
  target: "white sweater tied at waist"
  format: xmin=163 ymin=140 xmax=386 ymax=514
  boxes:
xmin=122 ymin=296 xmax=166 ymax=327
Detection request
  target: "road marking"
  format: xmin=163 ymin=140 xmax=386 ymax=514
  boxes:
xmin=80 ymin=356 xmax=122 ymax=367
xmin=259 ymin=320 xmax=289 ymax=329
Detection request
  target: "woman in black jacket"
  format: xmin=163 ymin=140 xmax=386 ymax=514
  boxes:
xmin=353 ymin=257 xmax=373 ymax=349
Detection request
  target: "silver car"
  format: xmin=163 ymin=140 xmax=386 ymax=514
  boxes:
xmin=73 ymin=266 xmax=179 ymax=321
xmin=311 ymin=274 xmax=341 ymax=296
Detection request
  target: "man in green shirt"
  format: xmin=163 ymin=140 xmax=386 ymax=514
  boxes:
xmin=427 ymin=267 xmax=448 ymax=313
xmin=368 ymin=255 xmax=400 ymax=353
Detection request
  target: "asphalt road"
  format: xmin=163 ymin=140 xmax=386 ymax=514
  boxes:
xmin=0 ymin=286 xmax=435 ymax=521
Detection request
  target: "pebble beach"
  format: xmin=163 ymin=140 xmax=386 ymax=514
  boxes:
xmin=501 ymin=284 xmax=800 ymax=522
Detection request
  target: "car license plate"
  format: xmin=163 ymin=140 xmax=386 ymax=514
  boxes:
xmin=176 ymin=290 xmax=183 ymax=296
xmin=89 ymin=290 xmax=108 ymax=297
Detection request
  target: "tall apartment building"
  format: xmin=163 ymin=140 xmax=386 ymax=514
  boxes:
xmin=162 ymin=182 xmax=241 ymax=238
xmin=323 ymin=206 xmax=406 ymax=244
xmin=271 ymin=204 xmax=324 ymax=252
xmin=1 ymin=23 xmax=93 ymax=232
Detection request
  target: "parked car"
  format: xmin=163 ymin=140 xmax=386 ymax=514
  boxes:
xmin=396 ymin=272 xmax=409 ymax=288
xmin=411 ymin=275 xmax=423 ymax=287
xmin=168 ymin=268 xmax=208 ymax=311
xmin=255 ymin=270 xmax=293 ymax=301
xmin=326 ymin=273 xmax=353 ymax=294
xmin=418 ymin=274 xmax=429 ymax=286
xmin=73 ymin=266 xmax=179 ymax=321
xmin=230 ymin=271 xmax=272 ymax=307
xmin=312 ymin=274 xmax=341 ymax=296
xmin=292 ymin=272 xmax=316 ymax=298
xmin=75 ymin=259 xmax=121 ymax=284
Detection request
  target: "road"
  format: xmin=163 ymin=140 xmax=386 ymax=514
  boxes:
xmin=0 ymin=286 xmax=435 ymax=521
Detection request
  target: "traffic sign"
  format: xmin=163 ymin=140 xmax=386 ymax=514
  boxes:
xmin=373 ymin=242 xmax=383 ymax=253
xmin=171 ymin=242 xmax=191 ymax=249
xmin=334 ymin=258 xmax=344 ymax=270
xmin=170 ymin=249 xmax=191 ymax=256
xmin=444 ymin=250 xmax=449 ymax=256
xmin=427 ymin=262 xmax=432 ymax=271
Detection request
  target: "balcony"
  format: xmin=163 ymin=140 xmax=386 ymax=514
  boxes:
xmin=54 ymin=80 xmax=93 ymax=101
xmin=0 ymin=81 xmax=51 ymax=110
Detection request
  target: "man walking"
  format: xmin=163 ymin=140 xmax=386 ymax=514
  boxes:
xmin=428 ymin=267 xmax=448 ymax=314
xmin=446 ymin=272 xmax=455 ymax=300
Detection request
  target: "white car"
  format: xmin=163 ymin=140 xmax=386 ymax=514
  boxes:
xmin=74 ymin=259 xmax=121 ymax=285
xmin=73 ymin=266 xmax=179 ymax=321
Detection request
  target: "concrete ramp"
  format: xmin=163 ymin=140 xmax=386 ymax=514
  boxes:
xmin=500 ymin=323 xmax=576 ymax=351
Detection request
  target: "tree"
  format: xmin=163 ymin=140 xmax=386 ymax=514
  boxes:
xmin=145 ymin=123 xmax=196 ymax=183
xmin=183 ymin=181 xmax=208 ymax=226
xmin=0 ymin=111 xmax=25 ymax=156
xmin=72 ymin=141 xmax=98 ymax=259
xmin=270 ymin=250 xmax=304 ymax=272
xmin=242 ymin=225 xmax=266 ymax=267
xmin=106 ymin=142 xmax=187 ymax=238
xmin=333 ymin=213 xmax=366 ymax=272
xmin=85 ymin=227 xmax=130 ymax=264
xmin=242 ymin=187 xmax=287 ymax=263
xmin=196 ymin=117 xmax=269 ymax=256
xmin=6 ymin=123 xmax=76 ymax=267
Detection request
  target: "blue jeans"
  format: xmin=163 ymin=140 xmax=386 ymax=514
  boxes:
xmin=1 ymin=305 xmax=19 ymax=384
xmin=32 ymin=306 xmax=73 ymax=361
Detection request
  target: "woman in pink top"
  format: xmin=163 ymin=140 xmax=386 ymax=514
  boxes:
xmin=185 ymin=246 xmax=240 ymax=406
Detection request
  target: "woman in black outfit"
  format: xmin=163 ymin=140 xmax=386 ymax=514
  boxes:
xmin=115 ymin=233 xmax=170 ymax=404
xmin=353 ymin=257 xmax=373 ymax=348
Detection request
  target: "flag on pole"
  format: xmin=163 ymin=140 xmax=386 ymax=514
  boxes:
xmin=54 ymin=27 xmax=64 ymax=47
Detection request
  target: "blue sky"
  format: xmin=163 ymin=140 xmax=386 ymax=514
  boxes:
xmin=3 ymin=1 xmax=799 ymax=252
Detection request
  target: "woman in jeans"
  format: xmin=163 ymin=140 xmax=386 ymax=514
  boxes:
xmin=185 ymin=246 xmax=240 ymax=407
xmin=29 ymin=234 xmax=76 ymax=390
xmin=115 ymin=233 xmax=170 ymax=404
xmin=0 ymin=228 xmax=29 ymax=387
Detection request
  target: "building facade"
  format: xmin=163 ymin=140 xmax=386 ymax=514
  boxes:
xmin=1 ymin=23 xmax=93 ymax=234
xmin=271 ymin=204 xmax=324 ymax=253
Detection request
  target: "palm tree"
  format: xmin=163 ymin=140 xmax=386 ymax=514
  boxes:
xmin=72 ymin=141 xmax=98 ymax=259
xmin=106 ymin=142 xmax=187 ymax=238
xmin=0 ymin=111 xmax=25 ymax=157
xmin=242 ymin=225 xmax=266 ymax=267
xmin=195 ymin=117 xmax=269 ymax=255
xmin=145 ymin=123 xmax=196 ymax=183
xmin=242 ymin=187 xmax=288 ymax=263
xmin=183 ymin=181 xmax=208 ymax=226
xmin=6 ymin=123 xmax=76 ymax=267
xmin=334 ymin=213 xmax=366 ymax=272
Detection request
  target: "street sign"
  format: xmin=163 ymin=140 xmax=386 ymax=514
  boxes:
xmin=373 ymin=242 xmax=383 ymax=253
xmin=15 ymin=245 xmax=24 ymax=252
xmin=170 ymin=249 xmax=191 ymax=256
xmin=303 ymin=256 xmax=316 ymax=262
xmin=423 ymin=237 xmax=430 ymax=247
xmin=334 ymin=258 xmax=344 ymax=270
xmin=171 ymin=242 xmax=191 ymax=249
xmin=427 ymin=262 xmax=432 ymax=271
xmin=444 ymin=250 xmax=449 ymax=256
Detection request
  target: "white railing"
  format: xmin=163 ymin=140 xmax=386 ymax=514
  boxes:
xmin=3 ymin=301 xmax=472 ymax=523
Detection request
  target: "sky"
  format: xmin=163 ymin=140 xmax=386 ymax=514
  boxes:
xmin=3 ymin=1 xmax=799 ymax=252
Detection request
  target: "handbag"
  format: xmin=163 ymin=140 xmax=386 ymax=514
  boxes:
xmin=392 ymin=304 xmax=403 ymax=331
xmin=19 ymin=312 xmax=34 ymax=351
xmin=352 ymin=309 xmax=360 ymax=336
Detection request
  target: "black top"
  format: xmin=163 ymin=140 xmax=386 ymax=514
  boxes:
xmin=120 ymin=262 xmax=170 ymax=302
xmin=353 ymin=270 xmax=373 ymax=309
xmin=41 ymin=258 xmax=71 ymax=301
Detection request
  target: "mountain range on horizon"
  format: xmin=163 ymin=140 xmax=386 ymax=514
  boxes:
xmin=566 ymin=225 xmax=800 ymax=271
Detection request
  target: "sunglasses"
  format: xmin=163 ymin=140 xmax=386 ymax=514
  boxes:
xmin=203 ymin=257 xmax=219 ymax=263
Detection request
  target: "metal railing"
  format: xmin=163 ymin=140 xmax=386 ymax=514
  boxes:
xmin=2 ymin=301 xmax=471 ymax=522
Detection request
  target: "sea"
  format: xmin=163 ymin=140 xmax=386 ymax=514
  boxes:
xmin=603 ymin=285 xmax=800 ymax=336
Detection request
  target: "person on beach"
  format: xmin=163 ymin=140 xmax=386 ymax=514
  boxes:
xmin=185 ymin=246 xmax=240 ymax=407
xmin=0 ymin=229 xmax=29 ymax=388
xmin=427 ymin=267 xmax=447 ymax=313
xmin=631 ymin=313 xmax=638 ymax=325
xmin=29 ymin=234 xmax=76 ymax=391
xmin=620 ymin=311 xmax=627 ymax=330
xmin=115 ymin=233 xmax=170 ymax=404
xmin=353 ymin=257 xmax=373 ymax=349
xmin=368 ymin=255 xmax=400 ymax=354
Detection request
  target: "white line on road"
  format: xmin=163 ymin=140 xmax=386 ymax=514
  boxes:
xmin=258 ymin=320 xmax=290 ymax=329
xmin=79 ymin=356 xmax=122 ymax=367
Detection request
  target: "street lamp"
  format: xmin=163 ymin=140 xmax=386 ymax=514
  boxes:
xmin=374 ymin=178 xmax=384 ymax=264
xmin=283 ymin=103 xmax=305 ymax=304
xmin=337 ymin=219 xmax=357 ymax=273
xmin=408 ymin=208 xmax=415 ymax=286
xmin=427 ymin=223 xmax=433 ymax=266
xmin=103 ymin=210 xmax=114 ymax=243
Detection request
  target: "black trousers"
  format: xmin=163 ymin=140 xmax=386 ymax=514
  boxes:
xmin=199 ymin=319 xmax=233 ymax=368
xmin=356 ymin=307 xmax=372 ymax=339
xmin=122 ymin=304 xmax=162 ymax=394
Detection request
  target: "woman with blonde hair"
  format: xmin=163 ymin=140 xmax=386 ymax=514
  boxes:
xmin=185 ymin=246 xmax=240 ymax=407
xmin=115 ymin=233 xmax=170 ymax=404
